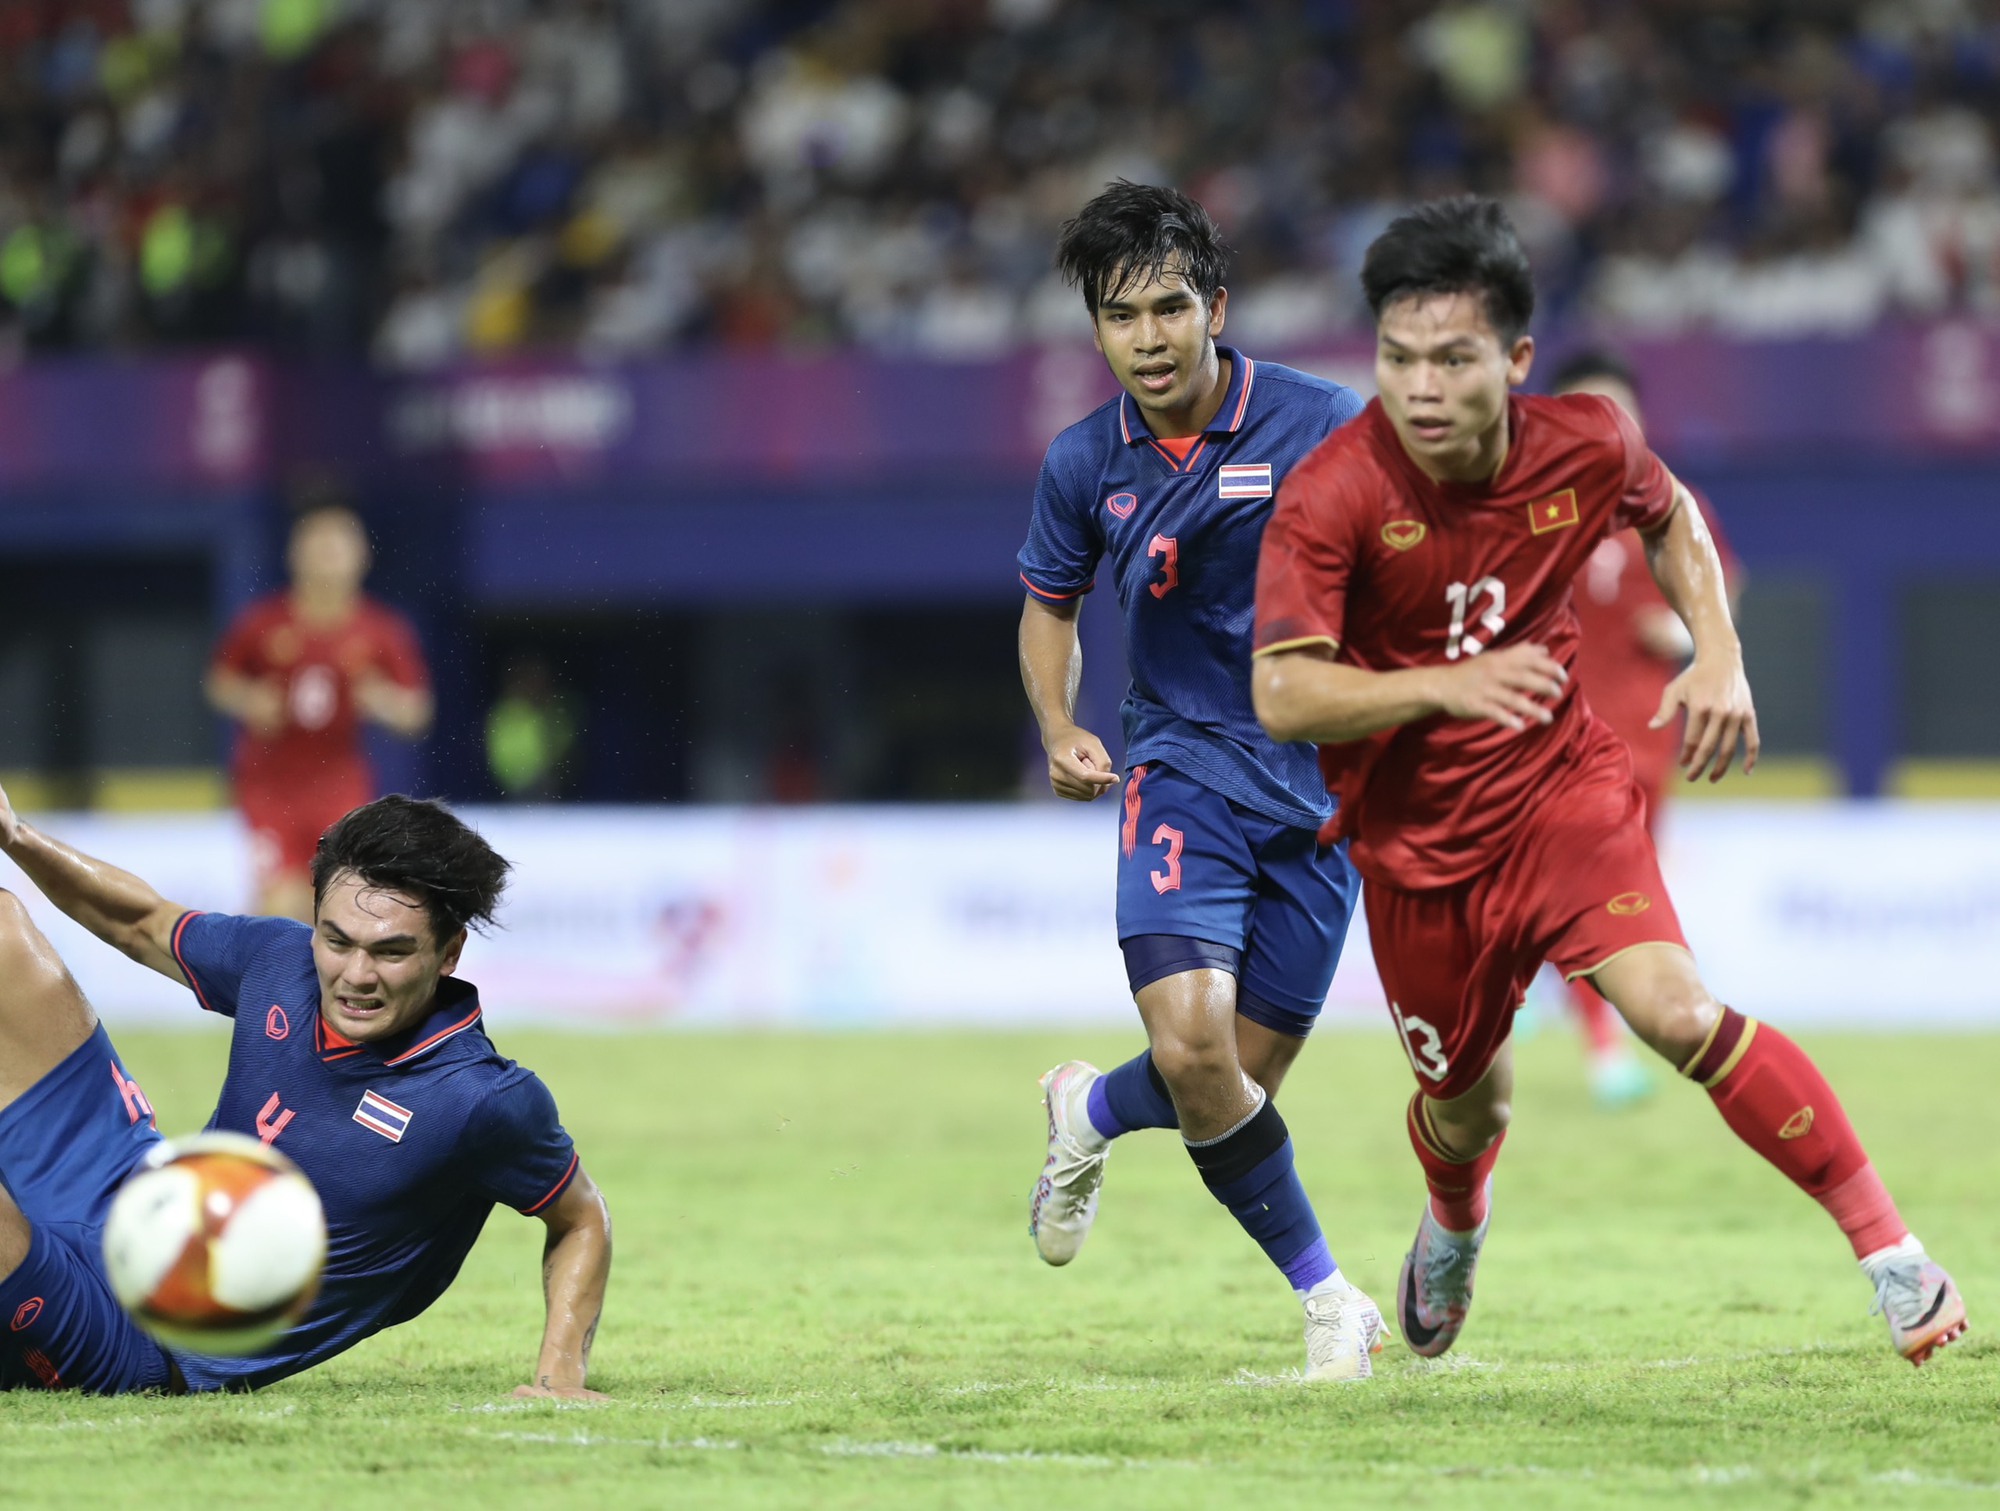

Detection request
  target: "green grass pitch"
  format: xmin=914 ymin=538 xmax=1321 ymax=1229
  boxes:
xmin=3 ymin=1022 xmax=1994 ymax=1510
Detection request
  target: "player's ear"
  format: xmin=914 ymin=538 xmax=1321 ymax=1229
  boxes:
xmin=1207 ymin=285 xmax=1228 ymax=338
xmin=1506 ymin=333 xmax=1535 ymax=388
xmin=436 ymin=926 xmax=467 ymax=977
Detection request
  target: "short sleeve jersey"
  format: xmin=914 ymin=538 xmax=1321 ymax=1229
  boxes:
xmin=1571 ymin=487 xmax=1736 ymax=795
xmin=166 ymin=912 xmax=578 ymax=1392
xmin=1018 ymin=347 xmax=1366 ymax=828
xmin=211 ymin=596 xmax=429 ymax=789
xmin=1254 ymin=393 xmax=1677 ymax=888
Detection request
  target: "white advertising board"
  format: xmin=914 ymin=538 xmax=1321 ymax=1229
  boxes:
xmin=1 ymin=803 xmax=1994 ymax=1029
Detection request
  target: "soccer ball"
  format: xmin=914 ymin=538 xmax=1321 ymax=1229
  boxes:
xmin=102 ymin=1131 xmax=327 ymax=1355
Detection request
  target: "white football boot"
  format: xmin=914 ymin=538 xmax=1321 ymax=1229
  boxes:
xmin=1029 ymin=1061 xmax=1108 ymax=1266
xmin=1303 ymin=1272 xmax=1388 ymax=1382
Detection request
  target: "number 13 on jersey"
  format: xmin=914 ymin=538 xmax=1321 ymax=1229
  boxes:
xmin=1444 ymin=576 xmax=1507 ymax=660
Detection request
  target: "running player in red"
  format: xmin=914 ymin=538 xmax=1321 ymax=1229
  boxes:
xmin=1251 ymin=196 xmax=1966 ymax=1367
xmin=1547 ymin=349 xmax=1742 ymax=1109
xmin=206 ymin=504 xmax=432 ymax=921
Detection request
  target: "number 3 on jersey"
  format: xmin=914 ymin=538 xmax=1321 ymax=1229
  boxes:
xmin=1147 ymin=535 xmax=1179 ymax=599
xmin=1444 ymin=576 xmax=1506 ymax=660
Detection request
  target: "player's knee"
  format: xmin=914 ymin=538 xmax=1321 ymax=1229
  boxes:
xmin=1430 ymin=1094 xmax=1509 ymax=1157
xmin=1629 ymin=985 xmax=1721 ymax=1065
xmin=1149 ymin=1033 xmax=1239 ymax=1097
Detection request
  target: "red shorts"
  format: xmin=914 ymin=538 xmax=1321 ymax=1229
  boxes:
xmin=237 ymin=773 xmax=372 ymax=885
xmin=1364 ymin=772 xmax=1688 ymax=1101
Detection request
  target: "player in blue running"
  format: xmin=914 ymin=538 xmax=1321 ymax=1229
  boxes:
xmin=1017 ymin=182 xmax=1382 ymax=1380
xmin=0 ymin=786 xmax=612 ymax=1396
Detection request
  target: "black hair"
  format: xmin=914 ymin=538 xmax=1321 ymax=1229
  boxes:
xmin=1055 ymin=180 xmax=1231 ymax=313
xmin=1549 ymin=347 xmax=1640 ymax=397
xmin=311 ymin=795 xmax=511 ymax=942
xmin=1360 ymin=195 xmax=1535 ymax=343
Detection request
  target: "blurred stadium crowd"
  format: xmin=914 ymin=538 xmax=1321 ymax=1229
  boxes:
xmin=0 ymin=0 xmax=1997 ymax=364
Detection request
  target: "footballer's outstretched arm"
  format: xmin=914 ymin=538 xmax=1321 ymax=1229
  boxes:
xmin=0 ymin=779 xmax=190 ymax=984
xmin=1253 ymin=640 xmax=1569 ymax=744
xmin=516 ymin=1164 xmax=612 ymax=1402
xmin=1019 ymin=593 xmax=1119 ymax=801
xmin=1639 ymin=478 xmax=1760 ymax=782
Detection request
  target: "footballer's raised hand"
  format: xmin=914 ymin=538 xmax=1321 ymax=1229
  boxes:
xmin=1654 ymin=652 xmax=1759 ymax=782
xmin=1434 ymin=643 xmax=1568 ymax=732
xmin=1044 ymin=723 xmax=1120 ymax=801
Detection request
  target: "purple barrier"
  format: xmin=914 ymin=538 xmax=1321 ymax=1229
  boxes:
xmin=1 ymin=326 xmax=1998 ymax=492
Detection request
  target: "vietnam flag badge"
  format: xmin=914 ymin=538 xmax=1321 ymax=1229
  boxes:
xmin=1528 ymin=489 xmax=1580 ymax=535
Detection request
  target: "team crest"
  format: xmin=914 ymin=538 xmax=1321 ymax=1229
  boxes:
xmin=1217 ymin=463 xmax=1273 ymax=499
xmin=353 ymin=1089 xmax=414 ymax=1143
xmin=1381 ymin=520 xmax=1427 ymax=552
xmin=1528 ymin=489 xmax=1581 ymax=535
xmin=1106 ymin=491 xmax=1138 ymax=519
xmin=1778 ymin=1106 xmax=1815 ymax=1140
xmin=1607 ymin=891 xmax=1651 ymax=915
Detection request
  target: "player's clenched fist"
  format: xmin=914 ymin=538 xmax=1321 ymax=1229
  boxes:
xmin=1043 ymin=723 xmax=1120 ymax=801
xmin=1432 ymin=643 xmax=1568 ymax=732
xmin=1653 ymin=654 xmax=1759 ymax=782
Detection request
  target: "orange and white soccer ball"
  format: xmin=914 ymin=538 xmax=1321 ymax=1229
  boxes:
xmin=102 ymin=1131 xmax=327 ymax=1355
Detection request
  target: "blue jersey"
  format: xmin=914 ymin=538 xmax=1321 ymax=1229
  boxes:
xmin=166 ymin=913 xmax=578 ymax=1391
xmin=1018 ymin=346 xmax=1363 ymax=828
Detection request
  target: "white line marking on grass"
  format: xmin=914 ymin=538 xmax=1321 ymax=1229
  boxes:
xmin=467 ymin=1429 xmax=742 ymax=1452
xmin=817 ymin=1440 xmax=1199 ymax=1470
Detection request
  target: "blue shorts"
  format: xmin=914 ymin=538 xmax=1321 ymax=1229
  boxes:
xmin=1115 ymin=762 xmax=1359 ymax=1038
xmin=0 ymin=1024 xmax=181 ymax=1393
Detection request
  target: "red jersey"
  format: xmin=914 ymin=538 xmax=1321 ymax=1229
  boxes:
xmin=211 ymin=594 xmax=429 ymax=792
xmin=1570 ymin=489 xmax=1735 ymax=798
xmin=1253 ymin=393 xmax=1677 ymax=889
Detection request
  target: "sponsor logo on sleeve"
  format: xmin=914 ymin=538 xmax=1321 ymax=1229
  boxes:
xmin=1606 ymin=891 xmax=1651 ymax=915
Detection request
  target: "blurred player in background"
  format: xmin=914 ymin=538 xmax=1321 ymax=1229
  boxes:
xmin=1253 ymin=196 xmax=1965 ymax=1367
xmin=1017 ymin=182 xmax=1383 ymax=1380
xmin=1546 ymin=350 xmax=1742 ymax=1110
xmin=206 ymin=500 xmax=432 ymax=921
xmin=0 ymin=785 xmax=611 ymax=1397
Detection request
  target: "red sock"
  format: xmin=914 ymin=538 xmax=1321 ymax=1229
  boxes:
xmin=1684 ymin=1008 xmax=1908 ymax=1259
xmin=1406 ymin=1093 xmax=1505 ymax=1232
xmin=1568 ymin=976 xmax=1623 ymax=1056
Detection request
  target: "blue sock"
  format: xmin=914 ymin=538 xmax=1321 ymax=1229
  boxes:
xmin=1086 ymin=1051 xmax=1178 ymax=1141
xmin=1185 ymin=1096 xmax=1338 ymax=1293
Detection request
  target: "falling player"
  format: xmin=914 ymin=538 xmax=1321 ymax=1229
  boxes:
xmin=1016 ymin=181 xmax=1382 ymax=1379
xmin=1251 ymin=196 xmax=1965 ymax=1366
xmin=206 ymin=501 xmax=432 ymax=922
xmin=1546 ymin=349 xmax=1741 ymax=1109
xmin=0 ymin=784 xmax=611 ymax=1395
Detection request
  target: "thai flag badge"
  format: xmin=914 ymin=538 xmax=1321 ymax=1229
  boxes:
xmin=353 ymin=1089 xmax=414 ymax=1143
xmin=1218 ymin=463 xmax=1273 ymax=499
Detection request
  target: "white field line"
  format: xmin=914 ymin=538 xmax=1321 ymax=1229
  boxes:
xmin=817 ymin=1439 xmax=1202 ymax=1470
xmin=467 ymin=1429 xmax=742 ymax=1451
xmin=450 ymin=1395 xmax=796 ymax=1414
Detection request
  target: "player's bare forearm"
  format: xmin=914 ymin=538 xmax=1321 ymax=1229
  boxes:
xmin=0 ymin=807 xmax=188 ymax=982
xmin=1254 ymin=647 xmax=1444 ymax=742
xmin=1019 ymin=595 xmax=1118 ymax=799
xmin=1641 ymin=483 xmax=1760 ymax=780
xmin=1640 ymin=482 xmax=1738 ymax=663
xmin=357 ymin=679 xmax=434 ymax=739
xmin=520 ymin=1168 xmax=612 ymax=1400
xmin=205 ymin=669 xmax=284 ymax=735
xmin=1255 ymin=642 xmax=1569 ymax=742
xmin=1018 ymin=594 xmax=1085 ymax=736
